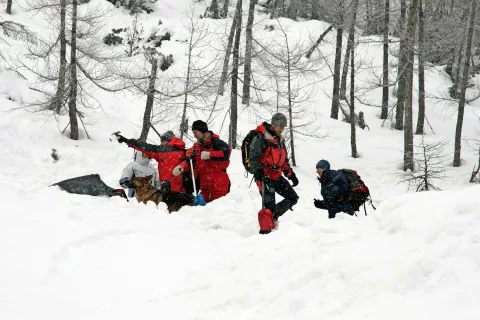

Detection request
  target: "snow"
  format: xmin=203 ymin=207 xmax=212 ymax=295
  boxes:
xmin=1 ymin=0 xmax=480 ymax=319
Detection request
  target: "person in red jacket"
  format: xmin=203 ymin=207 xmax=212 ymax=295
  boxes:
xmin=116 ymin=131 xmax=193 ymax=206
xmin=248 ymin=113 xmax=299 ymax=234
xmin=172 ymin=120 xmax=231 ymax=203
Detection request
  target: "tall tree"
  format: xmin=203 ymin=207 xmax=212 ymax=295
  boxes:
xmin=218 ymin=1 xmax=240 ymax=95
xmin=349 ymin=0 xmax=360 ymax=158
xmin=340 ymin=24 xmax=353 ymax=100
xmin=52 ymin=0 xmax=67 ymax=114
xmin=415 ymin=0 xmax=426 ymax=134
xmin=139 ymin=56 xmax=158 ymax=142
xmin=6 ymin=0 xmax=13 ymax=14
xmin=453 ymin=0 xmax=477 ymax=167
xmin=210 ymin=0 xmax=220 ymax=19
xmin=340 ymin=0 xmax=360 ymax=101
xmin=229 ymin=0 xmax=242 ymax=148
xmin=223 ymin=0 xmax=229 ymax=17
xmin=381 ymin=0 xmax=390 ymax=119
xmin=68 ymin=0 xmax=79 ymax=140
xmin=330 ymin=0 xmax=344 ymax=120
xmin=242 ymin=0 xmax=256 ymax=105
xmin=403 ymin=0 xmax=418 ymax=172
xmin=395 ymin=0 xmax=407 ymax=130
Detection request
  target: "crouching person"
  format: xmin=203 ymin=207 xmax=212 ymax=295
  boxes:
xmin=172 ymin=120 xmax=231 ymax=203
xmin=314 ymin=159 xmax=354 ymax=219
xmin=119 ymin=152 xmax=160 ymax=197
xmin=116 ymin=131 xmax=194 ymax=208
xmin=249 ymin=113 xmax=299 ymax=234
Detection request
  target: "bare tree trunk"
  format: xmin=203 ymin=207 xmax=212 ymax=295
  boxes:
xmin=453 ymin=10 xmax=469 ymax=97
xmin=139 ymin=58 xmax=158 ymax=142
xmin=53 ymin=0 xmax=67 ymax=114
xmin=305 ymin=25 xmax=333 ymax=59
xmin=350 ymin=42 xmax=358 ymax=158
xmin=270 ymin=0 xmax=278 ymax=19
xmin=330 ymin=0 xmax=344 ymax=120
xmin=288 ymin=106 xmax=296 ymax=166
xmin=6 ymin=0 xmax=12 ymax=14
xmin=395 ymin=0 xmax=407 ymax=130
xmin=381 ymin=0 xmax=390 ymax=119
xmin=415 ymin=0 xmax=426 ymax=135
xmin=366 ymin=0 xmax=372 ymax=32
xmin=286 ymin=29 xmax=296 ymax=166
xmin=340 ymin=15 xmax=355 ymax=100
xmin=180 ymin=23 xmax=195 ymax=140
xmin=218 ymin=1 xmax=240 ymax=95
xmin=242 ymin=0 xmax=256 ymax=105
xmin=68 ymin=0 xmax=79 ymax=140
xmin=229 ymin=0 xmax=242 ymax=148
xmin=223 ymin=0 xmax=229 ymax=17
xmin=349 ymin=0 xmax=359 ymax=158
xmin=403 ymin=0 xmax=418 ymax=172
xmin=454 ymin=0 xmax=476 ymax=167
xmin=211 ymin=0 xmax=220 ymax=19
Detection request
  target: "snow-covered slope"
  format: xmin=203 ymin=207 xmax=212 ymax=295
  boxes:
xmin=1 ymin=0 xmax=480 ymax=319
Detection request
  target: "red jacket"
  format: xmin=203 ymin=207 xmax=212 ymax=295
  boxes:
xmin=248 ymin=122 xmax=293 ymax=181
xmin=180 ymin=132 xmax=231 ymax=174
xmin=179 ymin=132 xmax=231 ymax=202
xmin=125 ymin=137 xmax=186 ymax=193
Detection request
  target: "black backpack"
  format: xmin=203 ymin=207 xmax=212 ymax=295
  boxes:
xmin=241 ymin=129 xmax=261 ymax=174
xmin=338 ymin=169 xmax=375 ymax=215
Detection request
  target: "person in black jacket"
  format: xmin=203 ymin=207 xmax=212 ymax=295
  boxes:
xmin=314 ymin=160 xmax=354 ymax=219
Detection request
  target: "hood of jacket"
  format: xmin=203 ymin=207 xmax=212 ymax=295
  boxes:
xmin=255 ymin=122 xmax=283 ymax=141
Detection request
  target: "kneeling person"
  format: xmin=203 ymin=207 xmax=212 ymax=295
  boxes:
xmin=119 ymin=152 xmax=160 ymax=197
xmin=314 ymin=159 xmax=354 ymax=219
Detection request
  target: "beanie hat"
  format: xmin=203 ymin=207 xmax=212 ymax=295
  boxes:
xmin=192 ymin=120 xmax=208 ymax=133
xmin=316 ymin=159 xmax=330 ymax=171
xmin=160 ymin=130 xmax=175 ymax=142
xmin=271 ymin=113 xmax=287 ymax=128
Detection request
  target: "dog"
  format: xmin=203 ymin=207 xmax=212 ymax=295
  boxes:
xmin=131 ymin=176 xmax=192 ymax=213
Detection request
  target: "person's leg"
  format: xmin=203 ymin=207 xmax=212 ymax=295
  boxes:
xmin=258 ymin=179 xmax=276 ymax=234
xmin=208 ymin=171 xmax=230 ymax=201
xmin=272 ymin=176 xmax=299 ymax=220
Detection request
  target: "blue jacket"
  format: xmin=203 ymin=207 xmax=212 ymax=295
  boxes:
xmin=319 ymin=169 xmax=349 ymax=201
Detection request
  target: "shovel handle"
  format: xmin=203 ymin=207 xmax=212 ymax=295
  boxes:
xmin=190 ymin=158 xmax=197 ymax=196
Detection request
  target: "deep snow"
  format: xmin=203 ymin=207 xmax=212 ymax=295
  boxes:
xmin=1 ymin=0 xmax=480 ymax=319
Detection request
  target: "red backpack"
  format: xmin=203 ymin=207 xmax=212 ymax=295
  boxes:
xmin=338 ymin=169 xmax=375 ymax=215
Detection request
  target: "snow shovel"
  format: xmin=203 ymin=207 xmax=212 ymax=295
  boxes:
xmin=190 ymin=158 xmax=206 ymax=206
xmin=258 ymin=181 xmax=275 ymax=234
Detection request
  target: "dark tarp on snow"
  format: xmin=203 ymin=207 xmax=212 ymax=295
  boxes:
xmin=50 ymin=174 xmax=127 ymax=200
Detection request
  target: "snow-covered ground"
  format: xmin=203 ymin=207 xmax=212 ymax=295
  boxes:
xmin=1 ymin=0 xmax=480 ymax=319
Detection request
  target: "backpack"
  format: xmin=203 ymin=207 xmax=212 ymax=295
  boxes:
xmin=338 ymin=169 xmax=374 ymax=215
xmin=241 ymin=129 xmax=260 ymax=174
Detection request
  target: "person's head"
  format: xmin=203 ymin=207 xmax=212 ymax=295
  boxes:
xmin=160 ymin=130 xmax=175 ymax=145
xmin=316 ymin=159 xmax=330 ymax=178
xmin=136 ymin=152 xmax=151 ymax=165
xmin=270 ymin=113 xmax=287 ymax=136
xmin=191 ymin=120 xmax=209 ymax=141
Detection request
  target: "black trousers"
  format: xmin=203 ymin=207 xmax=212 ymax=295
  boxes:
xmin=261 ymin=176 xmax=299 ymax=219
xmin=316 ymin=200 xmax=354 ymax=218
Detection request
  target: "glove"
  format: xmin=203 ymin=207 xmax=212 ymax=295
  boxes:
xmin=314 ymin=199 xmax=324 ymax=209
xmin=172 ymin=165 xmax=184 ymax=177
xmin=119 ymin=177 xmax=133 ymax=189
xmin=328 ymin=212 xmax=336 ymax=219
xmin=289 ymin=172 xmax=299 ymax=187
xmin=254 ymin=169 xmax=268 ymax=183
xmin=116 ymin=134 xmax=127 ymax=144
xmin=201 ymin=151 xmax=210 ymax=160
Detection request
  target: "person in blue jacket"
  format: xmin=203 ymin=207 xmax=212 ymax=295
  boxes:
xmin=314 ymin=160 xmax=354 ymax=219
